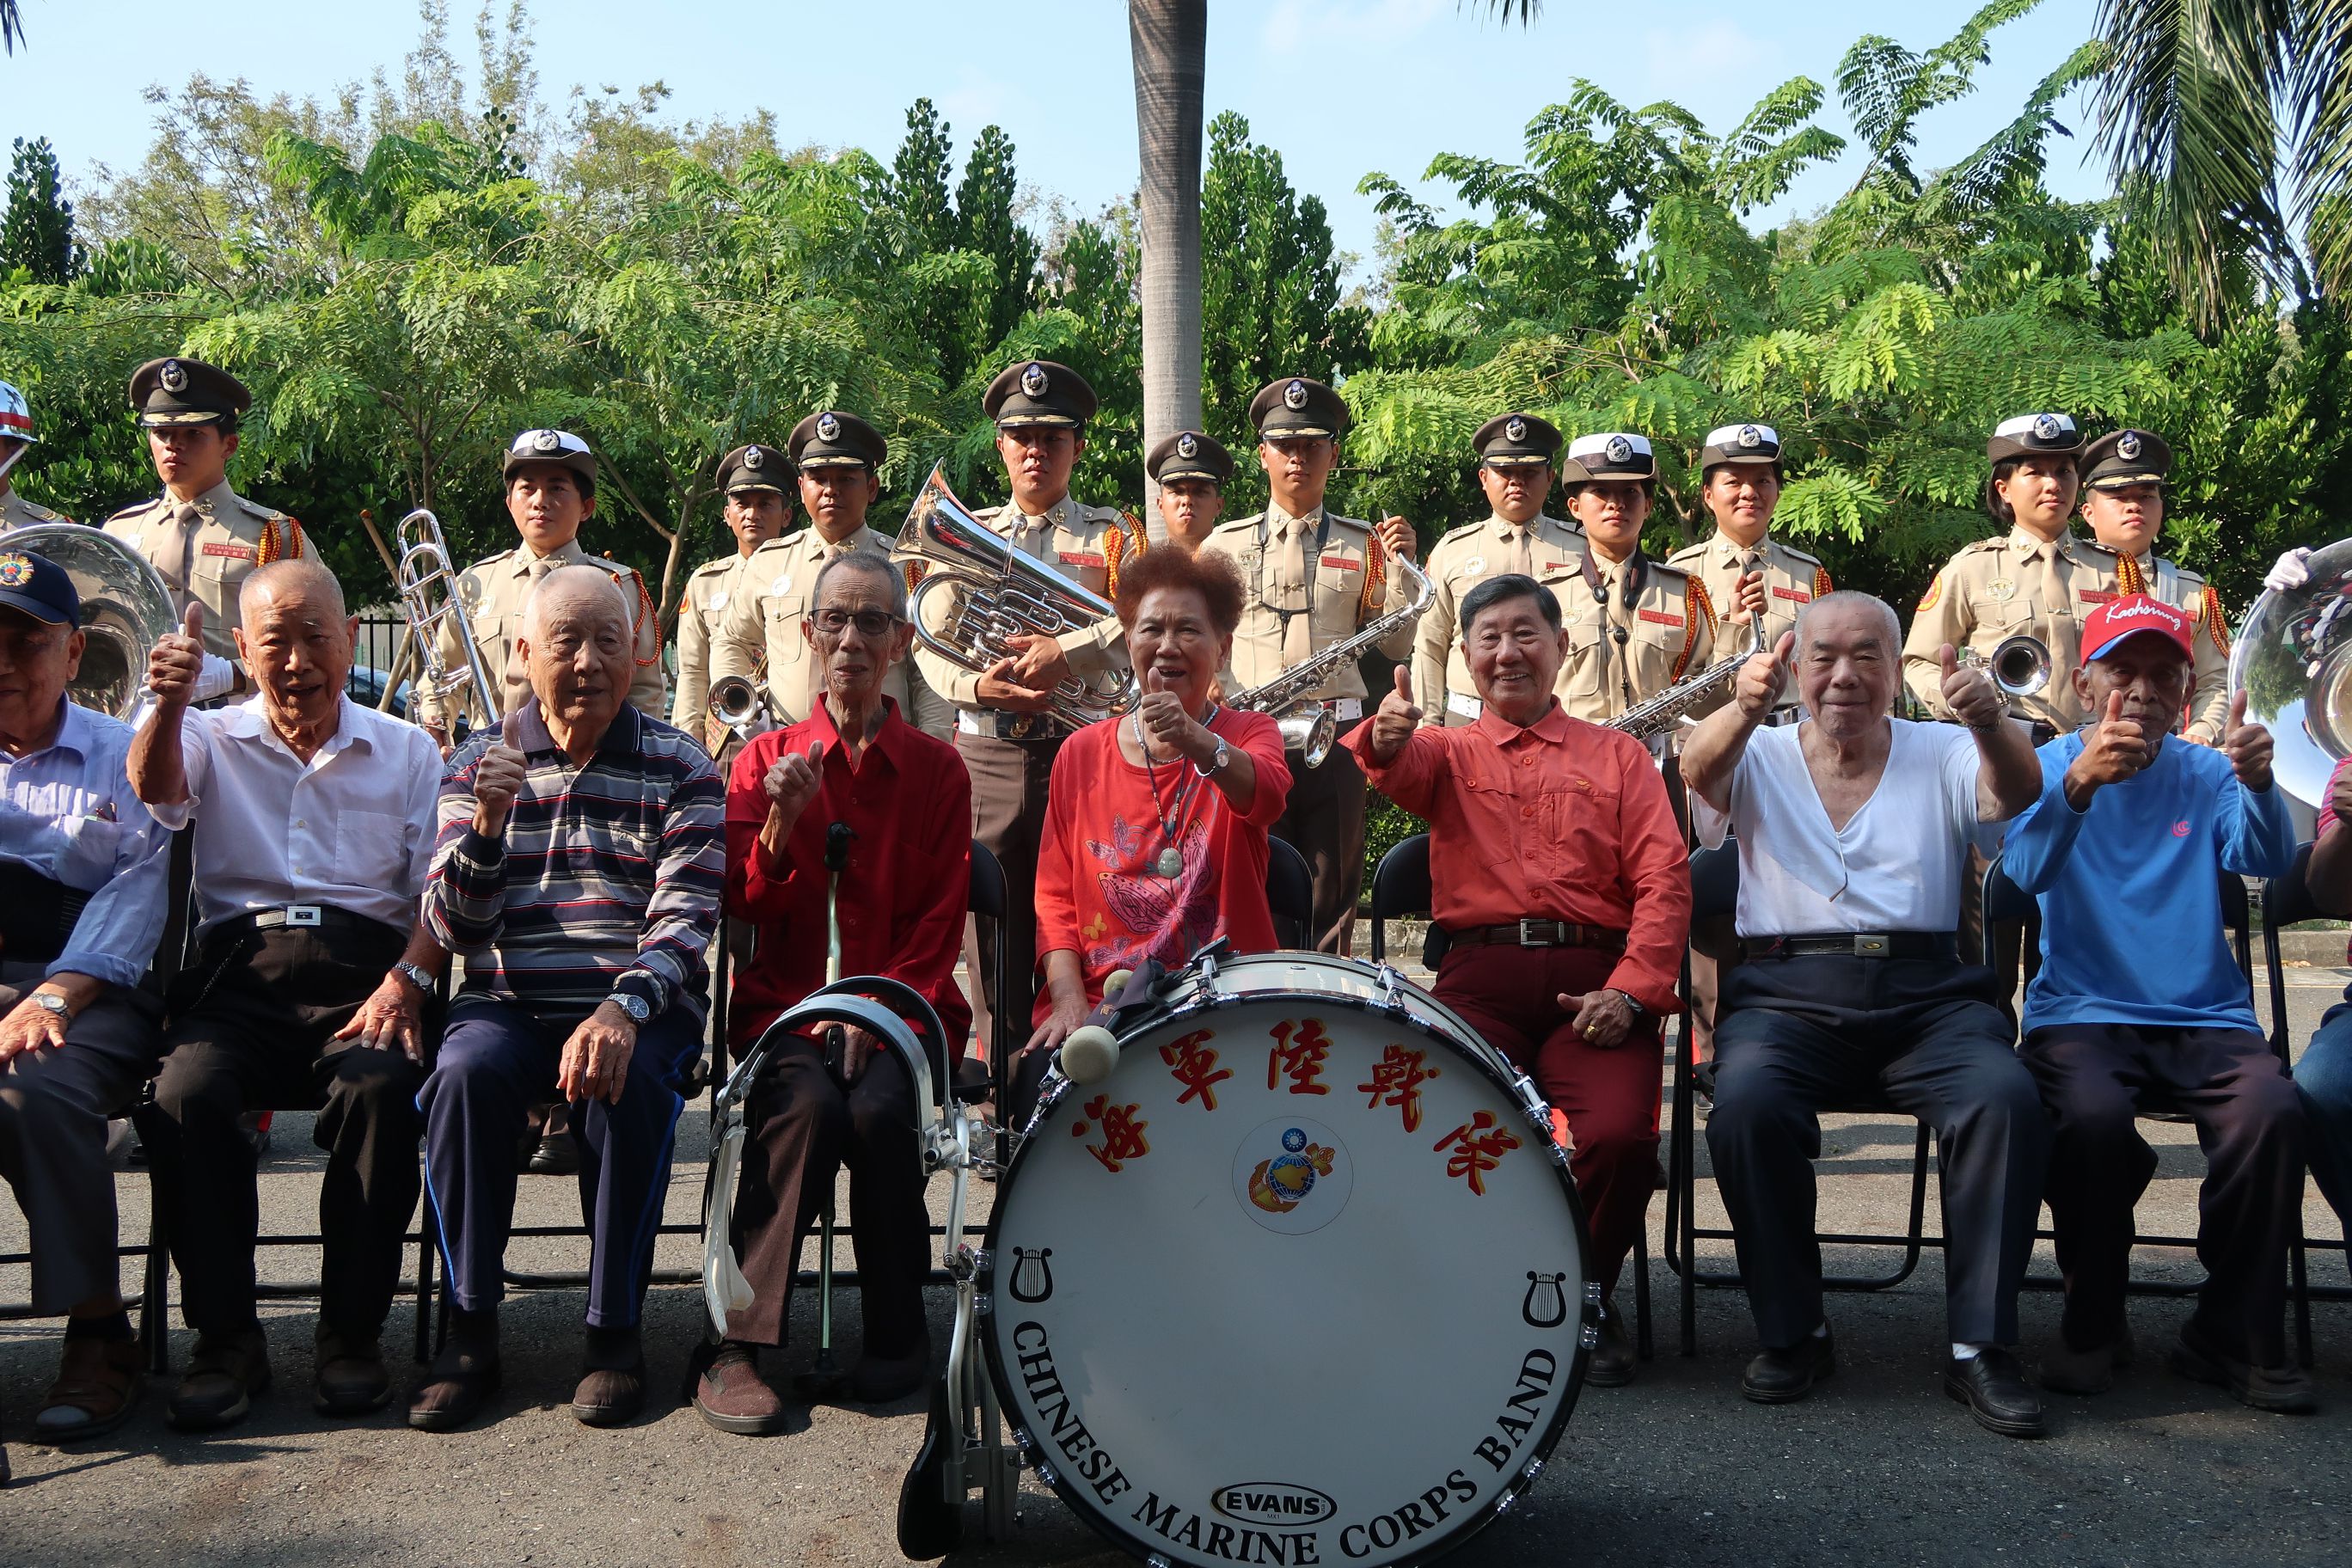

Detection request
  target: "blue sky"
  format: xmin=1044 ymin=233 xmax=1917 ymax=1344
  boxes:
xmin=10 ymin=0 xmax=2108 ymax=278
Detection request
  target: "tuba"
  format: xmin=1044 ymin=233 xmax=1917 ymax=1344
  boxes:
xmin=2230 ymin=537 xmax=2352 ymax=806
xmin=7 ymin=522 xmax=177 ymax=719
xmin=891 ymin=467 xmax=1135 ymax=730
xmin=395 ymin=508 xmax=500 ymax=735
xmin=1227 ymin=547 xmax=1433 ymax=769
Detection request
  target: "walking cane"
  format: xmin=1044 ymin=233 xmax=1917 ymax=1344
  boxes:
xmin=800 ymin=820 xmax=856 ymax=1396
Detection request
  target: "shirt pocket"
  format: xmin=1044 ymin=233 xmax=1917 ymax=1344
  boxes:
xmin=335 ymin=809 xmax=417 ymax=898
xmin=1966 ymin=583 xmax=2034 ymax=631
xmin=55 ymin=812 xmax=125 ymax=889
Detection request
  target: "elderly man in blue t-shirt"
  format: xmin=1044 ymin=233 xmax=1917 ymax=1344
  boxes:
xmin=2003 ymin=593 xmax=2306 ymax=1413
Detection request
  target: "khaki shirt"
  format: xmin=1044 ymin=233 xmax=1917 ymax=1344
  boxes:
xmin=1555 ymin=550 xmax=1724 ymax=727
xmin=1903 ymin=526 xmax=2118 ymax=734
xmin=412 ymin=536 xmax=666 ymax=732
xmin=1664 ymin=531 xmax=1829 ymax=720
xmin=670 ymin=549 xmax=760 ymax=733
xmin=911 ymin=494 xmax=1143 ymax=730
xmin=0 ymin=488 xmax=70 ymax=531
xmin=102 ymin=480 xmax=308 ymax=663
xmin=1203 ymin=505 xmax=1420 ymax=717
xmin=709 ymin=524 xmax=953 ymax=740
xmin=2104 ymin=547 xmax=2233 ymax=744
xmin=1413 ymin=511 xmax=1585 ymax=726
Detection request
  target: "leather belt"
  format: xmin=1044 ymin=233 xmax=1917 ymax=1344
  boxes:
xmin=956 ymin=709 xmax=1069 ymax=742
xmin=203 ymin=903 xmax=387 ymax=952
xmin=1741 ymin=931 xmax=1959 ymax=960
xmin=1448 ymin=919 xmax=1627 ymax=953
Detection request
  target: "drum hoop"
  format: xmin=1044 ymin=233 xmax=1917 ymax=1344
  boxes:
xmin=975 ymin=982 xmax=1602 ymax=1568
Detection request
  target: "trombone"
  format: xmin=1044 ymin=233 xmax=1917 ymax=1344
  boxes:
xmin=395 ymin=508 xmax=499 ymax=736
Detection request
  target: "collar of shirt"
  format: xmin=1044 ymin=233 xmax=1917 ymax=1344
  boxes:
xmin=510 ymin=536 xmax=590 ymax=576
xmin=0 ymin=697 xmax=93 ymax=769
xmin=1468 ymin=698 xmax=1574 ymax=750
xmin=805 ymin=695 xmax=910 ymax=777
xmin=1012 ymin=499 xmax=1072 ymax=534
xmin=1265 ymin=501 xmax=1326 ymax=538
xmin=2006 ymin=525 xmax=2078 ymax=562
xmin=190 ymin=479 xmax=241 ymax=520
xmin=1707 ymin=532 xmax=1768 ymax=568
xmin=215 ymin=691 xmax=375 ymax=767
xmin=511 ymin=694 xmax=642 ymax=765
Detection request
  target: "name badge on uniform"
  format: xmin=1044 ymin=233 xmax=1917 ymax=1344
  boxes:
xmin=770 ymin=574 xmax=793 ymax=597
xmin=2078 ymin=589 xmax=2116 ymax=604
xmin=1771 ymin=586 xmax=1811 ymax=603
xmin=1638 ymin=609 xmax=1683 ymax=627
xmin=1319 ymin=554 xmax=1358 ymax=572
xmin=1059 ymin=551 xmax=1104 ymax=568
xmin=202 ymin=542 xmax=256 ymax=561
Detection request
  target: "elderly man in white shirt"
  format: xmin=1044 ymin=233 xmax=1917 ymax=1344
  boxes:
xmin=1681 ymin=591 xmax=2050 ymax=1438
xmin=128 ymin=559 xmax=445 ymax=1432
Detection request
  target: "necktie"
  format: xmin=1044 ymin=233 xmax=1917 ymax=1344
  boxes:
xmin=1505 ymin=521 xmax=1534 ymax=579
xmin=172 ymin=501 xmax=202 ymax=599
xmin=1278 ymin=517 xmax=1312 ymax=665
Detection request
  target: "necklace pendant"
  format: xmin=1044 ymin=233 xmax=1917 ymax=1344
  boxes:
xmin=1155 ymin=848 xmax=1184 ymax=879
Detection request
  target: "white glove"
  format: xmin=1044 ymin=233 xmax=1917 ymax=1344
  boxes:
xmin=2265 ymin=547 xmax=2313 ymax=594
xmin=192 ymin=652 xmax=239 ymax=703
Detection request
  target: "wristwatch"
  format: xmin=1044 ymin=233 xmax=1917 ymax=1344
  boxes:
xmin=32 ymin=991 xmax=69 ymax=1020
xmin=389 ymin=960 xmax=436 ymax=994
xmin=610 ymin=990 xmax=652 ymax=1025
xmin=1193 ymin=738 xmax=1232 ymax=778
xmin=1612 ymin=989 xmax=1645 ymax=1020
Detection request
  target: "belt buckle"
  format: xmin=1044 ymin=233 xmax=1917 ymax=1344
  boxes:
xmin=1517 ymin=918 xmax=1551 ymax=948
xmin=1853 ymin=933 xmax=1889 ymax=957
xmin=285 ymin=904 xmax=323 ymax=928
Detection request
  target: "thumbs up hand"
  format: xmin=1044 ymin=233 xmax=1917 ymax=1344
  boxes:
xmin=1736 ymin=630 xmax=1797 ymax=720
xmin=470 ymin=706 xmax=533 ymax=836
xmin=147 ymin=601 xmax=207 ymax=709
xmin=1369 ymin=665 xmax=1422 ymax=763
xmin=1939 ymin=642 xmax=2005 ymax=729
xmin=2066 ymin=689 xmax=2152 ymax=805
xmin=763 ymin=738 xmax=826 ymax=830
xmin=2220 ymin=688 xmax=2274 ymax=792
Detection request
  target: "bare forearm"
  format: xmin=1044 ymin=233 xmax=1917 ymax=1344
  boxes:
xmin=1681 ymin=703 xmax=1761 ymax=812
xmin=128 ymin=706 xmax=189 ymax=806
xmin=2312 ymin=828 xmax=2352 ymax=916
xmin=1974 ymin=716 xmax=2043 ymax=820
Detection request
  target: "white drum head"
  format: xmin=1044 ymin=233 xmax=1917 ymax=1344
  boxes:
xmin=982 ymin=965 xmax=1593 ymax=1568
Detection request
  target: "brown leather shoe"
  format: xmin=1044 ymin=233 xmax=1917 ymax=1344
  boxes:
xmin=407 ymin=1339 xmax=502 ymax=1432
xmin=571 ymin=1327 xmax=646 ymax=1428
xmin=168 ymin=1326 xmax=272 ymax=1431
xmin=1583 ymin=1296 xmax=1638 ymax=1388
xmin=314 ymin=1327 xmax=392 ymax=1417
xmin=35 ymin=1334 xmax=144 ymax=1441
xmin=693 ymin=1342 xmax=790 ymax=1435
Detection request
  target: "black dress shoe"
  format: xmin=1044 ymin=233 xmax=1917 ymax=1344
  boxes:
xmin=1943 ymin=1347 xmax=2046 ymax=1438
xmin=1741 ymin=1331 xmax=1835 ymax=1404
xmin=1583 ymin=1297 xmax=1637 ymax=1387
xmin=2170 ymin=1318 xmax=2317 ymax=1414
xmin=847 ymin=1344 xmax=932 ymax=1405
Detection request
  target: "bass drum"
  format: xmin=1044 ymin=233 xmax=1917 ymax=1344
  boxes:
xmin=978 ymin=951 xmax=1595 ymax=1568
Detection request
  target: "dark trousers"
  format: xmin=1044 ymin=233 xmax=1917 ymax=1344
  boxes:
xmin=727 ymin=1035 xmax=927 ymax=1356
xmin=144 ymin=921 xmax=423 ymax=1338
xmin=1706 ymin=956 xmax=2047 ymax=1348
xmin=1271 ymin=743 xmax=1366 ymax=956
xmin=2023 ymin=1021 xmax=2306 ymax=1365
xmin=2296 ymin=999 xmax=2352 ymax=1228
xmin=959 ymin=731 xmax=1059 ymax=1052
xmin=0 ymin=969 xmax=162 ymax=1313
xmin=420 ymin=994 xmax=702 ymax=1329
xmin=1960 ymin=843 xmax=2040 ymax=1026
xmin=1433 ymin=943 xmax=1661 ymax=1295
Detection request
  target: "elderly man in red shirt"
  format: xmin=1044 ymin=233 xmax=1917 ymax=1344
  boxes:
xmin=1350 ymin=572 xmax=1689 ymax=1387
xmin=699 ymin=548 xmax=971 ymax=1434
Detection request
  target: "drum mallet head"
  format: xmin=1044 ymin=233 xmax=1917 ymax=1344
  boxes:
xmin=1058 ymin=1025 xmax=1121 ymax=1086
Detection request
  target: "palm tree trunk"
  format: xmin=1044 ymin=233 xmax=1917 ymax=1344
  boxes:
xmin=1131 ymin=0 xmax=1206 ymax=536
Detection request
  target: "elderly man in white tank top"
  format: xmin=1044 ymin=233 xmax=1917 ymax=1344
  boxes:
xmin=1680 ymin=591 xmax=2050 ymax=1438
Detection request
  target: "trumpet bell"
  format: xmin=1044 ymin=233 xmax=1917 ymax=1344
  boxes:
xmin=709 ymin=674 xmax=765 ymax=728
xmin=5 ymin=522 xmax=179 ymax=719
xmin=2231 ymin=538 xmax=2352 ymax=805
xmin=1988 ymin=634 xmax=2051 ymax=700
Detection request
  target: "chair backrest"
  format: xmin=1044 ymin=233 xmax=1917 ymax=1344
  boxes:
xmin=1980 ymin=857 xmax=2033 ymax=965
xmin=967 ymin=838 xmax=1013 ymax=1095
xmin=1264 ymin=836 xmax=1314 ymax=949
xmin=967 ymin=836 xmax=1007 ymax=923
xmin=2264 ymin=840 xmax=2321 ymax=929
xmin=1689 ymin=842 xmax=1739 ymax=924
xmin=1367 ymin=833 xmax=1433 ymax=964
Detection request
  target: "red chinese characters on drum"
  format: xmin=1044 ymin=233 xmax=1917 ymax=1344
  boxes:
xmin=1266 ymin=1019 xmax=1332 ymax=1094
xmin=1069 ymin=1094 xmax=1151 ymax=1173
xmin=1431 ymin=1110 xmax=1522 ymax=1197
xmin=1158 ymin=1030 xmax=1232 ymax=1109
xmin=1357 ymin=1043 xmax=1441 ymax=1133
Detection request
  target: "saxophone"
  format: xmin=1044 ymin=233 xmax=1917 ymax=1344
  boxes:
xmin=1228 ymin=547 xmax=1434 ymax=769
xmin=1606 ymin=613 xmax=1767 ymax=741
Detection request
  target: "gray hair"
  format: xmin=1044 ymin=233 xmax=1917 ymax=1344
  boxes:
xmin=523 ymin=564 xmax=632 ymax=640
xmin=1795 ymin=590 xmax=1900 ymax=660
xmin=812 ymin=548 xmax=909 ymax=619
xmin=241 ymin=558 xmax=346 ymax=621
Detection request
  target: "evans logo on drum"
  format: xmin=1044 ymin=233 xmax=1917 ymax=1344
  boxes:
xmin=1212 ymin=1482 xmax=1338 ymax=1527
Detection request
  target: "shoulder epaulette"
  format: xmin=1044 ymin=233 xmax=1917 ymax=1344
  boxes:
xmin=1774 ymin=537 xmax=1824 ymax=567
xmin=1961 ymin=536 xmax=2007 ymax=555
xmin=104 ymin=498 xmax=160 ymax=524
xmin=1664 ymin=539 xmax=1706 ymax=566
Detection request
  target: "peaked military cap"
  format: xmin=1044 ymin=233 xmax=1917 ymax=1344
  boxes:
xmin=500 ymin=427 xmax=599 ymax=487
xmin=1147 ymin=429 xmax=1234 ymax=487
xmin=1987 ymin=412 xmax=2083 ymax=463
xmin=1699 ymin=422 xmax=1782 ymax=470
xmin=129 ymin=358 xmax=250 ymax=428
xmin=789 ymin=409 xmax=885 ymax=472
xmin=1559 ymin=431 xmax=1657 ymax=484
xmin=2080 ymin=427 xmax=2172 ymax=490
xmin=1248 ymin=377 xmax=1350 ymax=440
xmin=983 ymin=359 xmax=1098 ymax=429
xmin=718 ymin=442 xmax=793 ymax=494
xmin=1472 ymin=412 xmax=1563 ymax=468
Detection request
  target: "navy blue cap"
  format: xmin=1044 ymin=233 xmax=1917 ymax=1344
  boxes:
xmin=0 ymin=548 xmax=81 ymax=627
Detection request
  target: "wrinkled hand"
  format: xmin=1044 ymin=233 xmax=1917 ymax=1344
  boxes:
xmin=1370 ymin=665 xmax=1421 ymax=762
xmin=558 ymin=1000 xmax=638 ymax=1105
xmin=763 ymin=739 xmax=825 ymax=830
xmin=1735 ymin=630 xmax=1795 ymax=720
xmin=2221 ymin=689 xmax=2274 ymax=792
xmin=1939 ymin=642 xmax=2006 ymax=729
xmin=1006 ymin=633 xmax=1074 ymax=695
xmin=1727 ymin=568 xmax=1767 ymax=625
xmin=836 ymin=1025 xmax=881 ymax=1087
xmin=1376 ymin=516 xmax=1418 ymax=563
xmin=332 ymin=971 xmax=426 ymax=1063
xmin=470 ymin=711 xmax=530 ymax=836
xmin=2068 ymin=690 xmax=2153 ymax=797
xmin=1021 ymin=991 xmax=1091 ymax=1059
xmin=1136 ymin=689 xmax=1204 ymax=760
xmin=2265 ymin=546 xmax=2313 ymax=594
xmin=0 ymin=994 xmax=67 ymax=1064
xmin=977 ymin=656 xmax=1055 ymax=714
xmin=146 ymin=603 xmax=206 ymax=709
xmin=1560 ymin=989 xmax=1634 ymax=1050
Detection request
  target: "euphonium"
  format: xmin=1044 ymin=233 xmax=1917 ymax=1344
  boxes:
xmin=2231 ymin=537 xmax=2352 ymax=805
xmin=6 ymin=522 xmax=176 ymax=719
xmin=394 ymin=508 xmax=499 ymax=734
xmin=891 ymin=467 xmax=1135 ymax=729
xmin=1227 ymin=549 xmax=1434 ymax=769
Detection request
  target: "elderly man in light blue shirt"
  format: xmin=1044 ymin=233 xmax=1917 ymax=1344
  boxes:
xmin=0 ymin=547 xmax=170 ymax=1443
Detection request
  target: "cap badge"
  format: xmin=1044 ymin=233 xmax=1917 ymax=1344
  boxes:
xmin=0 ymin=553 xmax=31 ymax=587
xmin=816 ymin=412 xmax=841 ymax=442
xmin=159 ymin=360 xmax=188 ymax=394
xmin=2117 ymin=432 xmax=2142 ymax=461
xmin=1176 ymin=432 xmax=1198 ymax=459
xmin=1605 ymin=435 xmax=1633 ymax=465
xmin=1020 ymin=362 xmax=1050 ymax=399
xmin=1737 ymin=425 xmax=1761 ymax=449
xmin=747 ymin=445 xmax=769 ymax=471
xmin=1505 ymin=416 xmax=1528 ymax=444
xmin=2033 ymin=413 xmax=2063 ymax=443
xmin=1283 ymin=380 xmax=1309 ymax=411
xmin=530 ymin=428 xmax=561 ymax=454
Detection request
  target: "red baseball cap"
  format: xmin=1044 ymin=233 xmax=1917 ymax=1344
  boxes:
xmin=2081 ymin=593 xmax=2193 ymax=663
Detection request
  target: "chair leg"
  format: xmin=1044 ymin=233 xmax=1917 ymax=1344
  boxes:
xmin=141 ymin=1175 xmax=169 ymax=1376
xmin=1632 ymin=1224 xmax=1654 ymax=1361
xmin=413 ymin=1226 xmax=436 ymax=1366
xmin=2292 ymin=1233 xmax=2314 ymax=1370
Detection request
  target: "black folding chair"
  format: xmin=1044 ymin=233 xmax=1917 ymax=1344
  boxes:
xmin=1265 ymin=836 xmax=1314 ymax=951
xmin=1662 ymin=842 xmax=1936 ymax=1355
xmin=1366 ymin=833 xmax=1653 ymax=1357
xmin=2259 ymin=842 xmax=2350 ymax=1365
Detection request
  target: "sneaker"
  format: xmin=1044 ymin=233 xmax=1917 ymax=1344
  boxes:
xmin=168 ymin=1326 xmax=272 ymax=1431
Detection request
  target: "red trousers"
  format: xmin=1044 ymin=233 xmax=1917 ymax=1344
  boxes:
xmin=1433 ymin=943 xmax=1662 ymax=1294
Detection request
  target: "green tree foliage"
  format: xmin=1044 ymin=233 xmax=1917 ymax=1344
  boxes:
xmin=3 ymin=138 xmax=80 ymax=284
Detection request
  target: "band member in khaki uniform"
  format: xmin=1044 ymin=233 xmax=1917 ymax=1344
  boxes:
xmin=1666 ymin=424 xmax=1829 ymax=722
xmin=713 ymin=411 xmax=952 ymax=742
xmin=913 ymin=360 xmax=1143 ymax=1036
xmin=672 ymin=442 xmax=795 ymax=749
xmin=1148 ymin=429 xmax=1232 ymax=552
xmin=412 ymin=428 xmax=665 ymax=740
xmin=2075 ymin=428 xmax=2231 ymax=743
xmin=104 ymin=358 xmax=309 ymax=698
xmin=1414 ymin=412 xmax=1583 ymax=727
xmin=0 ymin=381 xmax=71 ymax=530
xmin=1202 ymin=376 xmax=1420 ymax=956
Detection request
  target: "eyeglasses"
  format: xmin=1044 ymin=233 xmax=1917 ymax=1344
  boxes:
xmin=812 ymin=608 xmax=904 ymax=638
